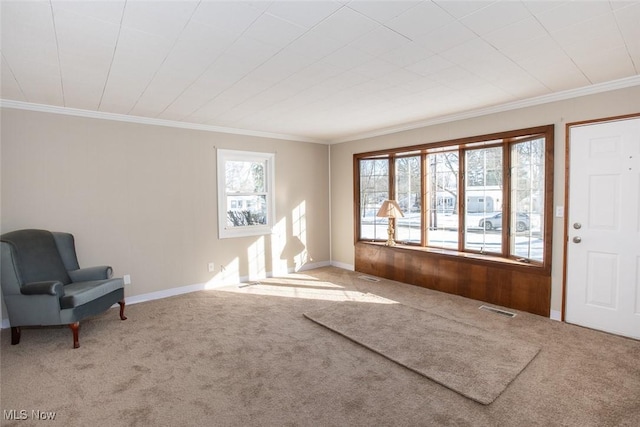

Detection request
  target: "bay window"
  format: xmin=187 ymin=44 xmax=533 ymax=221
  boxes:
xmin=355 ymin=125 xmax=553 ymax=268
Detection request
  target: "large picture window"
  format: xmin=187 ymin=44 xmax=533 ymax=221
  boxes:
xmin=355 ymin=125 xmax=553 ymax=268
xmin=217 ymin=149 xmax=275 ymax=239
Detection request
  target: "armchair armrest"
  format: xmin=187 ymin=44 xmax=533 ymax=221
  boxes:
xmin=21 ymin=281 xmax=65 ymax=297
xmin=68 ymin=266 xmax=113 ymax=282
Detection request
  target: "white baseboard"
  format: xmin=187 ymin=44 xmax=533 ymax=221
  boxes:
xmin=0 ymin=261 xmax=335 ymax=328
xmin=296 ymin=260 xmax=331 ymax=272
xmin=330 ymin=260 xmax=354 ymax=271
xmin=119 ymin=261 xmax=334 ymax=307
xmin=123 ymin=282 xmax=218 ymax=306
xmin=550 ymin=310 xmax=562 ymax=321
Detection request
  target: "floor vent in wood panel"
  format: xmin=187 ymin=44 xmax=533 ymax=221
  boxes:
xmin=357 ymin=275 xmax=380 ymax=282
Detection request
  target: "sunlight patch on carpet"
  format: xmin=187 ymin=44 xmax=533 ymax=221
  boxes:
xmin=219 ymin=283 xmax=398 ymax=303
xmin=304 ymin=301 xmax=540 ymax=404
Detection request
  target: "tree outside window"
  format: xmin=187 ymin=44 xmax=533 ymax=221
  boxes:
xmin=359 ymin=158 xmax=389 ymax=241
xmin=395 ymin=155 xmax=421 ymax=244
xmin=217 ymin=149 xmax=275 ymax=239
xmin=355 ymin=125 xmax=553 ymax=267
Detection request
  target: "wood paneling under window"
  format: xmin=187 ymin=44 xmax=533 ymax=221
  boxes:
xmin=355 ymin=242 xmax=550 ymax=316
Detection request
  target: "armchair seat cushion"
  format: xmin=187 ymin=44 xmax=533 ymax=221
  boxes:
xmin=60 ymin=278 xmax=124 ymax=309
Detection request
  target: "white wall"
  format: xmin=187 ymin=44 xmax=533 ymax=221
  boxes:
xmin=330 ymin=85 xmax=640 ymax=315
xmin=1 ymin=108 xmax=331 ymax=322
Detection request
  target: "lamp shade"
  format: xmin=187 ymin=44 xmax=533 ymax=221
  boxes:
xmin=376 ymin=200 xmax=404 ymax=218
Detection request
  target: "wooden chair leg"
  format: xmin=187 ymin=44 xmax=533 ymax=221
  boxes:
xmin=11 ymin=326 xmax=21 ymax=345
xmin=69 ymin=322 xmax=80 ymax=349
xmin=118 ymin=299 xmax=127 ymax=320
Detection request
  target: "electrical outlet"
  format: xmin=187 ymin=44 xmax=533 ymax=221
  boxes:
xmin=208 ymin=262 xmax=215 ymax=273
xmin=123 ymin=274 xmax=131 ymax=285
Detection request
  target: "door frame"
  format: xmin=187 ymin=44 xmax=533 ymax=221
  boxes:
xmin=562 ymin=112 xmax=640 ymax=321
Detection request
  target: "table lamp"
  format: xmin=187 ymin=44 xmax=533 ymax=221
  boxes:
xmin=376 ymin=200 xmax=404 ymax=246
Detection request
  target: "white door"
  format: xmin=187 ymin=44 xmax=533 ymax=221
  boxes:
xmin=566 ymin=117 xmax=640 ymax=340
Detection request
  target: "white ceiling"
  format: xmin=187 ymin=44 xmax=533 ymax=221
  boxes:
xmin=1 ymin=0 xmax=639 ymax=143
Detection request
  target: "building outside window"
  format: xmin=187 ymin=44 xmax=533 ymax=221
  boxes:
xmin=217 ymin=149 xmax=275 ymax=239
xmin=355 ymin=125 xmax=553 ymax=267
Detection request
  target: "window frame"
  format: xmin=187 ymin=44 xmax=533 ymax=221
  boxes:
xmin=354 ymin=125 xmax=554 ymax=272
xmin=217 ymin=149 xmax=275 ymax=239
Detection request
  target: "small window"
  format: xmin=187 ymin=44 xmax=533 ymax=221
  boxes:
xmin=217 ymin=149 xmax=275 ymax=239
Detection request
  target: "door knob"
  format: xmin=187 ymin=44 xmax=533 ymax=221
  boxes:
xmin=573 ymin=236 xmax=582 ymax=243
xmin=573 ymin=222 xmax=582 ymax=229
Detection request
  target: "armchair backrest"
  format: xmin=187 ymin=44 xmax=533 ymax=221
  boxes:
xmin=0 ymin=229 xmax=72 ymax=286
xmin=52 ymin=232 xmax=81 ymax=271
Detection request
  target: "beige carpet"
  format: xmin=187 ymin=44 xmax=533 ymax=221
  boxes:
xmin=1 ymin=267 xmax=639 ymax=426
xmin=304 ymin=300 xmax=540 ymax=404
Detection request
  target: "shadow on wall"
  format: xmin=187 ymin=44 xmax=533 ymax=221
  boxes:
xmin=206 ymin=201 xmax=313 ymax=288
xmin=281 ymin=237 xmax=306 ymax=263
xmin=0 ymin=200 xmax=318 ymax=323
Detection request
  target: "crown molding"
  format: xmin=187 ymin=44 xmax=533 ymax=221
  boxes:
xmin=331 ymin=74 xmax=640 ymax=144
xmin=0 ymin=99 xmax=326 ymax=144
xmin=2 ymin=75 xmax=639 ymax=145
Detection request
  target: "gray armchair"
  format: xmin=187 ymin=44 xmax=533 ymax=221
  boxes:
xmin=1 ymin=229 xmax=126 ymax=348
